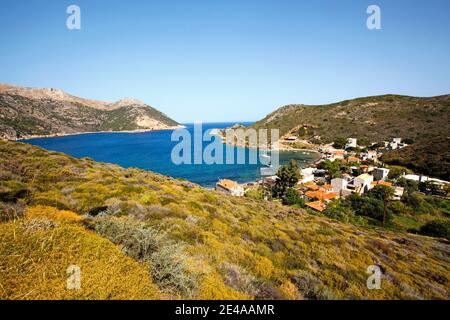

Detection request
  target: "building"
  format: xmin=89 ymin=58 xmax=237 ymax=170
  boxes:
xmin=373 ymin=167 xmax=390 ymax=181
xmin=299 ymin=167 xmax=315 ymax=184
xmin=347 ymin=156 xmax=360 ymax=163
xmin=216 ymin=179 xmax=244 ymax=196
xmin=371 ymin=180 xmax=393 ymax=188
xmin=352 ymin=173 xmax=374 ymax=194
xmin=403 ymin=174 xmax=449 ymax=186
xmin=305 ymin=201 xmax=327 ymax=212
xmin=392 ymin=138 xmax=402 ymax=144
xmin=330 ymin=150 xmax=345 ymax=161
xmin=361 ymin=150 xmax=378 ymax=161
xmin=303 ymin=181 xmax=320 ymax=191
xmin=393 ymin=187 xmax=405 ymax=201
xmin=331 ymin=178 xmax=353 ymax=197
xmin=346 ymin=138 xmax=357 ymax=149
xmin=304 ymin=190 xmax=338 ymax=202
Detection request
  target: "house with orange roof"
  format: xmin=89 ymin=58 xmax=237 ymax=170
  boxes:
xmin=216 ymin=179 xmax=244 ymax=196
xmin=347 ymin=156 xmax=360 ymax=163
xmin=303 ymin=181 xmax=320 ymax=191
xmin=319 ymin=184 xmax=333 ymax=192
xmin=371 ymin=180 xmax=393 ymax=187
xmin=305 ymin=190 xmax=338 ymax=202
xmin=305 ymin=201 xmax=327 ymax=212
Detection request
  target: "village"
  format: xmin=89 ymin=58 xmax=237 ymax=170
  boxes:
xmin=215 ymin=136 xmax=449 ymax=214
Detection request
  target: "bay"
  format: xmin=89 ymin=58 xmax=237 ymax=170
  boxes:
xmin=22 ymin=122 xmax=320 ymax=188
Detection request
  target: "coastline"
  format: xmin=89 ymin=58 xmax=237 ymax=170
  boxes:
xmin=14 ymin=125 xmax=186 ymax=141
xmin=210 ymin=129 xmax=321 ymax=155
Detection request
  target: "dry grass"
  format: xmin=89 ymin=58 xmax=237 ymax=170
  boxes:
xmin=0 ymin=206 xmax=164 ymax=300
xmin=0 ymin=141 xmax=449 ymax=299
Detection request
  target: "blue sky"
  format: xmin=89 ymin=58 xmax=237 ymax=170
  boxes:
xmin=0 ymin=0 xmax=449 ymax=122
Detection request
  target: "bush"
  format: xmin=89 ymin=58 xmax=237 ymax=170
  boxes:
xmin=0 ymin=181 xmax=29 ymax=202
xmin=0 ymin=202 xmax=25 ymax=222
xmin=94 ymin=216 xmax=199 ymax=296
xmin=282 ymin=188 xmax=304 ymax=206
xmin=419 ymin=220 xmax=450 ymax=241
xmin=292 ymin=270 xmax=336 ymax=300
xmin=220 ymin=262 xmax=259 ymax=296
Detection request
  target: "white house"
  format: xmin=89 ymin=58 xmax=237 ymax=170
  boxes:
xmin=361 ymin=150 xmax=378 ymax=161
xmin=216 ymin=179 xmax=244 ymax=196
xmin=331 ymin=178 xmax=353 ymax=197
xmin=392 ymin=138 xmax=402 ymax=144
xmin=373 ymin=167 xmax=390 ymax=181
xmin=393 ymin=187 xmax=405 ymax=201
xmin=352 ymin=173 xmax=374 ymax=194
xmin=346 ymin=138 xmax=357 ymax=149
xmin=299 ymin=167 xmax=315 ymax=184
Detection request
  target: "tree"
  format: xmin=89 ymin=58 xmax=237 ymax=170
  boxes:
xmin=272 ymin=160 xmax=301 ymax=199
xmin=396 ymin=177 xmax=418 ymax=195
xmin=282 ymin=188 xmax=304 ymax=206
xmin=333 ymin=137 xmax=347 ymax=149
xmin=369 ymin=185 xmax=395 ymax=227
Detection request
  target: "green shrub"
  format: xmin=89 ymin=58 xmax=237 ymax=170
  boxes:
xmin=282 ymin=188 xmax=304 ymax=206
xmin=419 ymin=220 xmax=450 ymax=241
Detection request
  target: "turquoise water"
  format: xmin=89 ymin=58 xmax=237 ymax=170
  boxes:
xmin=23 ymin=123 xmax=319 ymax=187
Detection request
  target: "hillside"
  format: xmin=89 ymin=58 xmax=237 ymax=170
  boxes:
xmin=0 ymin=84 xmax=181 ymax=140
xmin=381 ymin=135 xmax=450 ymax=180
xmin=0 ymin=206 xmax=164 ymax=300
xmin=249 ymin=94 xmax=450 ymax=179
xmin=251 ymin=94 xmax=449 ymax=145
xmin=0 ymin=140 xmax=449 ymax=299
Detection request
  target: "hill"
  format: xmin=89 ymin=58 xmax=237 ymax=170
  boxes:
xmin=381 ymin=135 xmax=450 ymax=180
xmin=250 ymin=94 xmax=449 ymax=145
xmin=248 ymin=94 xmax=449 ymax=179
xmin=0 ymin=140 xmax=449 ymax=299
xmin=0 ymin=84 xmax=181 ymax=140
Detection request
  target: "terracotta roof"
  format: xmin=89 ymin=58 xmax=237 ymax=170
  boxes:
xmin=305 ymin=190 xmax=338 ymax=201
xmin=321 ymin=192 xmax=339 ymax=200
xmin=321 ymin=184 xmax=333 ymax=190
xmin=306 ymin=201 xmax=327 ymax=212
xmin=347 ymin=156 xmax=360 ymax=162
xmin=304 ymin=181 xmax=319 ymax=191
xmin=360 ymin=165 xmax=369 ymax=169
xmin=305 ymin=191 xmax=320 ymax=199
xmin=217 ymin=179 xmax=241 ymax=190
xmin=371 ymin=180 xmax=393 ymax=187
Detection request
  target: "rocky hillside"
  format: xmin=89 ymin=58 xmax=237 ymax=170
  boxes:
xmin=1 ymin=140 xmax=449 ymax=299
xmin=0 ymin=84 xmax=180 ymax=140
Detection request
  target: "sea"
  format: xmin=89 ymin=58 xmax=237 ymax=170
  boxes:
xmin=22 ymin=122 xmax=320 ymax=188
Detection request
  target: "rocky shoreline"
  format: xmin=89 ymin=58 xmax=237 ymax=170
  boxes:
xmin=4 ymin=125 xmax=185 ymax=141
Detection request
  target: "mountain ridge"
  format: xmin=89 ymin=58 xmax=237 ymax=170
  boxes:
xmin=0 ymin=83 xmax=181 ymax=140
